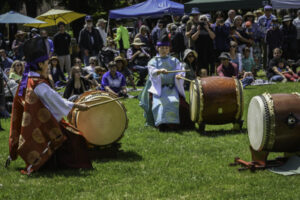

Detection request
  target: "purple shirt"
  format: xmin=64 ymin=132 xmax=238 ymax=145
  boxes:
xmin=101 ymin=71 xmax=126 ymax=93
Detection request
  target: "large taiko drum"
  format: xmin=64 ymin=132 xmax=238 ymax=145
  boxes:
xmin=68 ymin=91 xmax=128 ymax=146
xmin=189 ymin=76 xmax=243 ymax=125
xmin=248 ymin=93 xmax=300 ymax=152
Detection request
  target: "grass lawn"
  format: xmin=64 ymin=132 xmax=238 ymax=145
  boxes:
xmin=0 ymin=81 xmax=300 ymax=200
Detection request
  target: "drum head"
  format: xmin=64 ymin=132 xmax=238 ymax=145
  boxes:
xmin=247 ymin=96 xmax=266 ymax=151
xmin=75 ymin=93 xmax=127 ymax=146
xmin=189 ymin=82 xmax=198 ymax=122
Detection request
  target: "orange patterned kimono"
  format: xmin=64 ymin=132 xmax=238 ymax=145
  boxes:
xmin=9 ymin=75 xmax=91 ymax=174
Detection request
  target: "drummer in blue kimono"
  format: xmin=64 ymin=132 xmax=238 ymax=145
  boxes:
xmin=139 ymin=34 xmax=194 ymax=132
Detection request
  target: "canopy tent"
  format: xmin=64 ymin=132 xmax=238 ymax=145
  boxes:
xmin=271 ymin=0 xmax=300 ymax=9
xmin=109 ymin=0 xmax=184 ymax=19
xmin=0 ymin=11 xmax=45 ymax=24
xmin=185 ymin=0 xmax=264 ymax=13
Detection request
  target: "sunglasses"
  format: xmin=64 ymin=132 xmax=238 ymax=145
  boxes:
xmin=231 ymin=45 xmax=237 ymax=48
xmin=16 ymin=64 xmax=22 ymax=66
xmin=90 ymin=62 xmax=96 ymax=64
xmin=188 ymin=55 xmax=195 ymax=58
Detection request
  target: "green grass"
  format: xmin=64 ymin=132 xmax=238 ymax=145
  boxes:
xmin=1 ymin=82 xmax=300 ymax=200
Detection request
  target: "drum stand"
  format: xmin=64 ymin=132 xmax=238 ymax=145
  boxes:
xmin=230 ymin=146 xmax=287 ymax=172
xmin=196 ymin=120 xmax=244 ymax=134
xmin=88 ymin=142 xmax=122 ymax=160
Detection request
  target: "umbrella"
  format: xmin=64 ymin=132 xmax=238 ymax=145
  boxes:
xmin=0 ymin=11 xmax=46 ymax=24
xmin=24 ymin=9 xmax=86 ymax=28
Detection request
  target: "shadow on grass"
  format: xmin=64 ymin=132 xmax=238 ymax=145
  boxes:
xmin=92 ymin=150 xmax=143 ymax=163
xmin=17 ymin=167 xmax=93 ymax=178
xmin=199 ymin=128 xmax=247 ymax=137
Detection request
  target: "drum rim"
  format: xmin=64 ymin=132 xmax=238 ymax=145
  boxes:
xmin=262 ymin=93 xmax=276 ymax=150
xmin=234 ymin=79 xmax=244 ymax=121
xmin=189 ymin=78 xmax=204 ymax=124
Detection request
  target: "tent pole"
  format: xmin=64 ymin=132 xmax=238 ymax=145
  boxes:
xmin=171 ymin=15 xmax=175 ymax=23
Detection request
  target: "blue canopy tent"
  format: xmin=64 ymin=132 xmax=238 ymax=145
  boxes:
xmin=109 ymin=0 xmax=184 ymax=19
xmin=271 ymin=0 xmax=300 ymax=9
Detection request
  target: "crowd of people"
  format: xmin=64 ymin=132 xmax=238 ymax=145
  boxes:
xmin=0 ymin=6 xmax=299 ymax=123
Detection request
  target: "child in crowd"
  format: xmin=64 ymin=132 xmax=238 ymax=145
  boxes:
xmin=93 ymin=66 xmax=107 ymax=84
xmin=241 ymin=47 xmax=256 ymax=75
xmin=277 ymin=59 xmax=299 ymax=82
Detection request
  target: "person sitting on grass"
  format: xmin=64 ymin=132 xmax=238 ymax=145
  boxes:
xmin=8 ymin=37 xmax=92 ymax=175
xmin=276 ymin=59 xmax=299 ymax=82
xmin=9 ymin=60 xmax=24 ymax=83
xmin=93 ymin=66 xmax=107 ymax=84
xmin=101 ymin=61 xmax=127 ymax=97
xmin=217 ymin=52 xmax=238 ymax=77
xmin=48 ymin=56 xmax=66 ymax=88
xmin=240 ymin=47 xmax=255 ymax=87
xmin=267 ymin=48 xmax=286 ymax=82
xmin=63 ymin=66 xmax=92 ymax=100
xmin=114 ymin=56 xmax=136 ymax=90
xmin=139 ymin=34 xmax=194 ymax=132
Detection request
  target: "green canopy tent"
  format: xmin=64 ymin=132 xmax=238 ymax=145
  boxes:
xmin=185 ymin=0 xmax=265 ymax=13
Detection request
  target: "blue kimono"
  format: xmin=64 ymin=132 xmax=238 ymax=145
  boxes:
xmin=139 ymin=55 xmax=185 ymax=127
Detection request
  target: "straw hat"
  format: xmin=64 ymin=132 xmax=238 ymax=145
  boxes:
xmin=131 ymin=38 xmax=145 ymax=46
xmin=243 ymin=11 xmax=255 ymax=20
xmin=282 ymin=15 xmax=292 ymax=22
xmin=114 ymin=56 xmax=127 ymax=66
xmin=49 ymin=56 xmax=59 ymax=62
xmin=15 ymin=30 xmax=26 ymax=37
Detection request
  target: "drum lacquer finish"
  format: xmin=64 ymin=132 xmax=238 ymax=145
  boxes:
xmin=189 ymin=76 xmax=243 ymax=125
xmin=68 ymin=91 xmax=128 ymax=146
xmin=248 ymin=93 xmax=300 ymax=152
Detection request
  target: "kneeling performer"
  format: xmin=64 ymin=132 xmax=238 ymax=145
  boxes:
xmin=140 ymin=34 xmax=194 ymax=132
xmin=8 ymin=37 xmax=92 ymax=174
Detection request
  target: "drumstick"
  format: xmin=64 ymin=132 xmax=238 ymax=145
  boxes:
xmin=78 ymin=96 xmax=123 ymax=105
xmin=165 ymin=70 xmax=190 ymax=73
xmin=86 ymin=97 xmax=124 ymax=108
xmin=177 ymin=76 xmax=194 ymax=82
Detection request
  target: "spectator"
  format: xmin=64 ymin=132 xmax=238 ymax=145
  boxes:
xmin=40 ymin=29 xmax=54 ymax=57
xmin=177 ymin=15 xmax=190 ymax=48
xmin=100 ymin=37 xmax=119 ymax=68
xmin=217 ymin=52 xmax=238 ymax=77
xmin=135 ymin=25 xmax=151 ymax=49
xmin=243 ymin=12 xmax=263 ymax=69
xmin=101 ymin=61 xmax=127 ymax=97
xmin=186 ymin=7 xmax=201 ymax=49
xmin=78 ymin=15 xmax=103 ymax=66
xmin=281 ymin=15 xmax=297 ymax=60
xmin=0 ymin=33 xmax=5 ymax=50
xmin=254 ymin=10 xmax=263 ymax=23
xmin=114 ymin=56 xmax=136 ymax=90
xmin=233 ymin=15 xmax=253 ymax=53
xmin=266 ymin=18 xmax=283 ymax=60
xmin=225 ymin=10 xmax=236 ymax=26
xmin=0 ymin=49 xmax=13 ymax=70
xmin=48 ymin=56 xmax=66 ymax=88
xmin=9 ymin=60 xmax=24 ymax=82
xmin=53 ymin=22 xmax=72 ymax=75
xmin=30 ymin=28 xmax=40 ymax=38
xmin=258 ymin=5 xmax=276 ymax=68
xmin=212 ymin=14 xmax=230 ymax=61
xmin=241 ymin=47 xmax=256 ymax=75
xmin=267 ymin=48 xmax=286 ymax=82
xmin=182 ymin=49 xmax=197 ymax=89
xmin=191 ymin=15 xmax=216 ymax=75
xmin=11 ymin=30 xmax=26 ymax=60
xmin=151 ymin=19 xmax=166 ymax=50
xmin=73 ymin=57 xmax=83 ymax=68
xmin=229 ymin=41 xmax=242 ymax=72
xmin=114 ymin=19 xmax=130 ymax=56
xmin=93 ymin=66 xmax=106 ymax=84
xmin=127 ymin=38 xmax=150 ymax=86
xmin=96 ymin=18 xmax=108 ymax=46
xmin=276 ymin=58 xmax=299 ymax=82
xmin=169 ymin=24 xmax=185 ymax=59
xmin=63 ymin=66 xmax=91 ymax=99
xmin=293 ymin=10 xmax=300 ymax=58
xmin=83 ymin=56 xmax=98 ymax=78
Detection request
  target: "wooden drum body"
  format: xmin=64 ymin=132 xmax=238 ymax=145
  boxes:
xmin=248 ymin=93 xmax=300 ymax=152
xmin=189 ymin=76 xmax=243 ymax=126
xmin=68 ymin=91 xmax=128 ymax=146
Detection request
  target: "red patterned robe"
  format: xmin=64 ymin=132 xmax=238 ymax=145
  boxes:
xmin=9 ymin=75 xmax=92 ymax=174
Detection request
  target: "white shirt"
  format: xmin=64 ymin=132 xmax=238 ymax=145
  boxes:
xmin=293 ymin=17 xmax=300 ymax=40
xmin=29 ymin=71 xmax=74 ymax=121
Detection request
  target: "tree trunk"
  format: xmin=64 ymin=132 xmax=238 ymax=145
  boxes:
xmin=25 ymin=0 xmax=38 ymax=17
